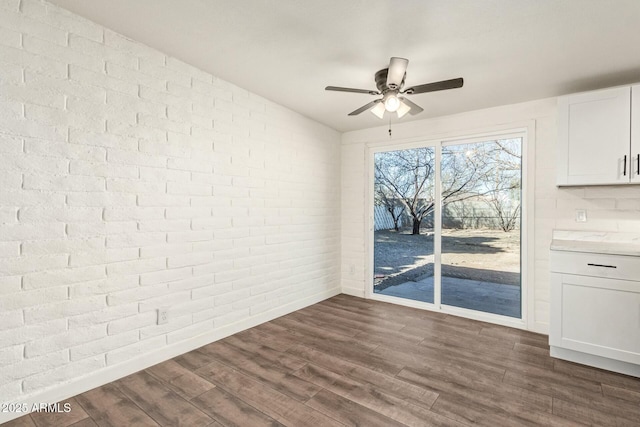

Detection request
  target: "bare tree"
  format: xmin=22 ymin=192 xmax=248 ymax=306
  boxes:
xmin=441 ymin=143 xmax=496 ymax=206
xmin=375 ymin=146 xmax=496 ymax=235
xmin=375 ymin=148 xmax=434 ymax=235
xmin=483 ymin=138 xmax=522 ymax=232
xmin=374 ymin=139 xmax=522 ymax=235
xmin=374 ymin=186 xmax=405 ymax=231
xmin=487 ymin=192 xmax=521 ymax=231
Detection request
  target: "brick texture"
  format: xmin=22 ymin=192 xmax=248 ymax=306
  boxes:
xmin=0 ymin=0 xmax=340 ymax=406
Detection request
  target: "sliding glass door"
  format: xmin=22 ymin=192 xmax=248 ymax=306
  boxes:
xmin=440 ymin=138 xmax=522 ymax=318
xmin=373 ymin=147 xmax=435 ymax=304
xmin=372 ymin=135 xmax=523 ymax=321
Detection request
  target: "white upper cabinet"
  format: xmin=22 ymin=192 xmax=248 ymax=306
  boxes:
xmin=631 ymin=85 xmax=640 ymax=183
xmin=557 ymin=86 xmax=632 ymax=186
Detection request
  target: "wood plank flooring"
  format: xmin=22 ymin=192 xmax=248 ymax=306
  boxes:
xmin=5 ymin=295 xmax=640 ymax=426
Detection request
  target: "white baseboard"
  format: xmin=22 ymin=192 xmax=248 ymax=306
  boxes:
xmin=530 ymin=321 xmax=549 ymax=336
xmin=341 ymin=286 xmax=365 ymax=298
xmin=0 ymin=287 xmax=341 ymax=424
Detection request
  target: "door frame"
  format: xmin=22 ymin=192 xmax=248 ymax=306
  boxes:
xmin=365 ymin=123 xmax=534 ymax=330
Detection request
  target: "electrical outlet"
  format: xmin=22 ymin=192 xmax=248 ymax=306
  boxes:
xmin=157 ymin=307 xmax=169 ymax=325
xmin=575 ymin=209 xmax=587 ymax=222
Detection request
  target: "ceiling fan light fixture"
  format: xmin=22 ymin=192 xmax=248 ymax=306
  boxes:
xmin=396 ymin=100 xmax=411 ymax=118
xmin=326 ymin=57 xmax=463 ymax=119
xmin=370 ymin=102 xmax=386 ymax=119
xmin=384 ymin=94 xmax=400 ymax=112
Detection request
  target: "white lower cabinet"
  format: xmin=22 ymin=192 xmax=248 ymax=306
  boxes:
xmin=550 ymin=250 xmax=640 ymax=377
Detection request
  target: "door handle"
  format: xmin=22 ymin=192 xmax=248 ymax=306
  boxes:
xmin=623 ymin=155 xmax=627 ymax=176
xmin=637 ymin=154 xmax=639 ymax=175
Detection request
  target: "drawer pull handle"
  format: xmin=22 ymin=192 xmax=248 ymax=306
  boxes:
xmin=624 ymin=155 xmax=627 ymax=176
xmin=587 ymin=263 xmax=617 ymax=269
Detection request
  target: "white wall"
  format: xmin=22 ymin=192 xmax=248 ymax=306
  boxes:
xmin=341 ymin=97 xmax=640 ymax=334
xmin=0 ymin=0 xmax=341 ymax=417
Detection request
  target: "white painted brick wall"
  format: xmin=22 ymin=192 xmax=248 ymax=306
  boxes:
xmin=0 ymin=0 xmax=340 ymax=406
xmin=341 ymin=98 xmax=640 ymax=334
xmin=22 ymin=356 xmax=106 ymax=393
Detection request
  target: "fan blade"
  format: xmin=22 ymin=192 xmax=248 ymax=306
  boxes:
xmin=348 ymin=99 xmax=381 ymax=116
xmin=325 ymin=86 xmax=379 ymax=95
xmin=398 ymin=97 xmax=424 ymax=115
xmin=387 ymin=57 xmax=408 ymax=89
xmin=404 ymin=77 xmax=463 ymax=95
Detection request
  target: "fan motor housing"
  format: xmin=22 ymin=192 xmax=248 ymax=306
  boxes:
xmin=375 ymin=68 xmax=405 ymax=92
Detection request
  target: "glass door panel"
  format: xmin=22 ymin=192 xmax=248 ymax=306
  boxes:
xmin=373 ymin=147 xmax=435 ymax=304
xmin=440 ymin=138 xmax=522 ymax=318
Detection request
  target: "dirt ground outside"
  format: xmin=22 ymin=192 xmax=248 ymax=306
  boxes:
xmin=374 ymin=228 xmax=521 ymax=290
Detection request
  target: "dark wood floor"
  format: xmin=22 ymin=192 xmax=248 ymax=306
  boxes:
xmin=6 ymin=295 xmax=640 ymax=426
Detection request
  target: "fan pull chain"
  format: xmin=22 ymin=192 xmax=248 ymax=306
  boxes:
xmin=388 ymin=118 xmax=392 ymax=138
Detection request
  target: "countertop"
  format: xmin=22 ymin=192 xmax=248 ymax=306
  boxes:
xmin=550 ymin=230 xmax=640 ymax=257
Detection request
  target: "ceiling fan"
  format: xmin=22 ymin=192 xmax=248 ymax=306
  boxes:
xmin=326 ymin=57 xmax=463 ymax=119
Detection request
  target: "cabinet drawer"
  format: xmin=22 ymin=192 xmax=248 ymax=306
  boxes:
xmin=550 ymin=273 xmax=640 ymax=365
xmin=550 ymin=250 xmax=640 ymax=281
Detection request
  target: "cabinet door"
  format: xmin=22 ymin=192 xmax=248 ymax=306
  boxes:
xmin=557 ymin=86 xmax=631 ymax=185
xmin=632 ymin=85 xmax=640 ymax=183
xmin=551 ymin=273 xmax=640 ymax=365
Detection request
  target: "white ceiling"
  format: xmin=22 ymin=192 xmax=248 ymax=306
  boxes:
xmin=48 ymin=0 xmax=640 ymax=132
